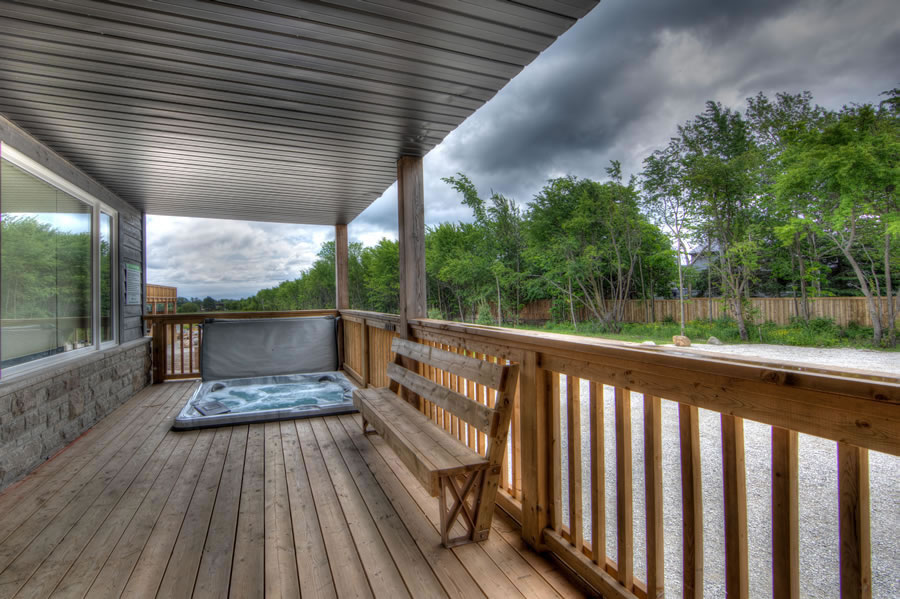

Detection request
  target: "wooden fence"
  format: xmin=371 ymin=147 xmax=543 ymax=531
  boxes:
xmin=518 ymin=296 xmax=900 ymax=328
xmin=340 ymin=310 xmax=899 ymax=599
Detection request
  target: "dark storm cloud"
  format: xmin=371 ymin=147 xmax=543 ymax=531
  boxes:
xmin=351 ymin=0 xmax=898 ymax=233
xmin=150 ymin=0 xmax=899 ymax=297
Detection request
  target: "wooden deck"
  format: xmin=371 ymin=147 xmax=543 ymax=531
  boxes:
xmin=0 ymin=382 xmax=586 ymax=599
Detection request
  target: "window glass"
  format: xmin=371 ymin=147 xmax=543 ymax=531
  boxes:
xmin=100 ymin=212 xmax=113 ymax=342
xmin=1 ymin=159 xmax=93 ymax=368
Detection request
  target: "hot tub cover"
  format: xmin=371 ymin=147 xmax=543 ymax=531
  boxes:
xmin=200 ymin=316 xmax=338 ymax=381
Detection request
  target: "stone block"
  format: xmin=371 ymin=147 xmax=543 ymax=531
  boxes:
xmin=68 ymin=390 xmax=85 ymax=420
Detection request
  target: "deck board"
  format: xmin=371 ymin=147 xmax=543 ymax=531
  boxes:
xmin=0 ymin=382 xmax=587 ymax=599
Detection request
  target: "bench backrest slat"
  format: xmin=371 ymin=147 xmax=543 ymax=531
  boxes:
xmin=391 ymin=338 xmax=505 ymax=389
xmin=386 ymin=362 xmax=496 ymax=434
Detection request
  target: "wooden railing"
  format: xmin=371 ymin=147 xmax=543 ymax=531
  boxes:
xmin=143 ymin=310 xmax=337 ymax=382
xmin=340 ymin=310 xmax=899 ymax=599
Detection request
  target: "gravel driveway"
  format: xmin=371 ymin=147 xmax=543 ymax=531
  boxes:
xmin=555 ymin=344 xmax=899 ymax=599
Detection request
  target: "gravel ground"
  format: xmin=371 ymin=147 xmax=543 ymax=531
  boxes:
xmin=670 ymin=343 xmax=900 ymax=377
xmin=555 ymin=344 xmax=899 ymax=599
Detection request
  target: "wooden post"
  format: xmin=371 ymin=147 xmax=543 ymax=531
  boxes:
xmin=151 ymin=320 xmax=166 ymax=383
xmin=397 ymin=156 xmax=426 ymax=407
xmin=838 ymin=443 xmax=871 ymax=599
xmin=335 ymin=223 xmax=349 ymax=310
xmin=722 ymin=414 xmax=749 ymax=599
xmin=772 ymin=427 xmax=799 ymax=599
xmin=520 ymin=352 xmax=551 ymax=549
xmin=679 ymin=404 xmax=703 ymax=599
xmin=644 ymin=395 xmax=664 ymax=597
xmin=397 ymin=156 xmax=426 ymax=336
xmin=615 ymin=387 xmax=634 ymax=589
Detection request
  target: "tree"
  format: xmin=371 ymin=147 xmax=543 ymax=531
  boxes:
xmin=527 ymin=165 xmax=666 ymax=332
xmin=360 ymin=239 xmax=400 ymax=313
xmin=746 ymin=91 xmax=831 ymax=321
xmin=443 ymin=174 xmax=526 ymax=325
xmin=426 ymin=222 xmax=491 ymax=321
xmin=678 ymin=102 xmax=763 ymax=340
xmin=777 ymin=95 xmax=899 ymax=344
xmin=180 ymin=301 xmax=200 ymax=313
xmin=643 ymin=140 xmax=693 ymax=335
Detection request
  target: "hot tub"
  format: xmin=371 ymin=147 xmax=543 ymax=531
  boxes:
xmin=173 ymin=371 xmax=356 ymax=430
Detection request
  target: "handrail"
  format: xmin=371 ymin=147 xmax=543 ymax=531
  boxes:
xmin=143 ymin=309 xmax=338 ymax=323
xmin=339 ymin=310 xmax=898 ymax=599
xmin=409 ymin=318 xmax=899 ymax=456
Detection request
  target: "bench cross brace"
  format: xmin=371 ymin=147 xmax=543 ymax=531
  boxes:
xmin=439 ymin=469 xmax=488 ymax=547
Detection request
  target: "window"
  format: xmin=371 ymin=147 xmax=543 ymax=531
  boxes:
xmin=100 ymin=212 xmax=114 ymax=342
xmin=1 ymin=146 xmax=117 ymax=373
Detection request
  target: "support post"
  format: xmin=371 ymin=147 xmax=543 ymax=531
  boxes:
xmin=335 ymin=223 xmax=349 ymax=310
xmin=521 ymin=352 xmax=551 ymax=549
xmin=397 ymin=156 xmax=426 ymax=407
xmin=397 ymin=156 xmax=426 ymax=336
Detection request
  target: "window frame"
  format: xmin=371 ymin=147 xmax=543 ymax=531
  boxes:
xmin=1 ymin=143 xmax=119 ymax=379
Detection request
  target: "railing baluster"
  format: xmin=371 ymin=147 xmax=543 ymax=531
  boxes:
xmin=722 ymin=414 xmax=749 ymax=598
xmin=450 ymin=346 xmax=460 ymax=440
xmin=551 ymin=371 xmax=562 ymax=533
xmin=467 ymin=354 xmax=477 ymax=450
xmin=567 ymin=376 xmax=583 ymax=551
xmin=512 ymin=378 xmax=521 ymax=498
xmin=838 ymin=443 xmax=871 ymax=599
xmin=615 ymin=386 xmax=634 ymax=589
xmin=679 ymin=404 xmax=703 ymax=599
xmin=772 ymin=427 xmax=799 ymax=599
xmin=590 ymin=381 xmax=606 ymax=567
xmin=476 ymin=353 xmax=487 ymax=456
xmin=179 ymin=323 xmax=185 ymax=374
xmin=361 ymin=321 xmax=370 ymax=387
xmin=168 ymin=323 xmax=175 ymax=375
xmin=644 ymin=395 xmax=664 ymax=598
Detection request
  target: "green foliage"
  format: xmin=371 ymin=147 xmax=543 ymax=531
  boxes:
xmin=190 ymin=89 xmax=897 ymax=347
xmin=180 ymin=301 xmax=200 ymax=313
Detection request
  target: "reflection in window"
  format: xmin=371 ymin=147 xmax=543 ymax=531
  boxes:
xmin=1 ymin=160 xmax=93 ymax=368
xmin=100 ymin=213 xmax=113 ymax=342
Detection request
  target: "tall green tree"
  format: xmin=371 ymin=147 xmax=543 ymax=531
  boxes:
xmin=776 ymin=94 xmax=899 ymax=344
xmin=746 ymin=91 xmax=831 ymax=321
xmin=678 ymin=101 xmax=763 ymax=340
xmin=443 ymin=173 xmax=526 ymax=325
xmin=642 ymin=140 xmax=693 ymax=335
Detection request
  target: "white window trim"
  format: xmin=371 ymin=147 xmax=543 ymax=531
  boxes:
xmin=1 ymin=142 xmax=119 ymax=380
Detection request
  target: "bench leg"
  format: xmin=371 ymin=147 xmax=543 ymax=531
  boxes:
xmin=360 ymin=417 xmax=377 ymax=435
xmin=470 ymin=464 xmax=503 ymax=543
xmin=438 ymin=469 xmax=487 ymax=548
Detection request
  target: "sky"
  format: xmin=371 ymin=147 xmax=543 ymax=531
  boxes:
xmin=148 ymin=0 xmax=900 ymax=300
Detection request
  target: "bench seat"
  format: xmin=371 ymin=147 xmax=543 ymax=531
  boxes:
xmin=354 ymin=387 xmax=488 ymax=496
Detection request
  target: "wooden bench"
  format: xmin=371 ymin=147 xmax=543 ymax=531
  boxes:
xmin=353 ymin=337 xmax=519 ymax=547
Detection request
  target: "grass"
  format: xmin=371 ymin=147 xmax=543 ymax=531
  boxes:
xmin=514 ymin=317 xmax=899 ymax=350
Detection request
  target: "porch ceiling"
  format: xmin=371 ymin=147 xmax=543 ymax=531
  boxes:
xmin=0 ymin=0 xmax=598 ymax=225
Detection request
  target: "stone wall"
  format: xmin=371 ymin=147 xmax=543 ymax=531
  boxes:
xmin=0 ymin=339 xmax=151 ymax=491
